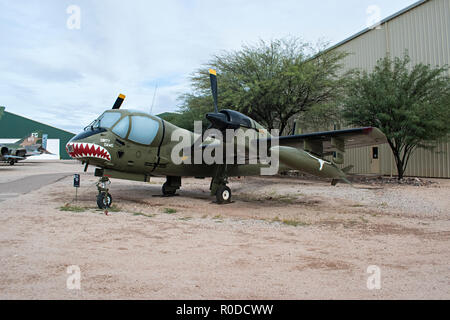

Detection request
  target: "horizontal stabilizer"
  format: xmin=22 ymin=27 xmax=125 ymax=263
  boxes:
xmin=342 ymin=165 xmax=354 ymax=174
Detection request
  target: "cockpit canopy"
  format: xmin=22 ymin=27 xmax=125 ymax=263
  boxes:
xmin=81 ymin=111 xmax=160 ymax=145
xmin=84 ymin=112 xmax=122 ymax=130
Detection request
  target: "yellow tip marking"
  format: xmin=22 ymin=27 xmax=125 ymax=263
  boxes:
xmin=118 ymin=94 xmax=125 ymax=99
xmin=209 ymin=69 xmax=217 ymax=76
xmin=181 ymin=156 xmax=189 ymax=161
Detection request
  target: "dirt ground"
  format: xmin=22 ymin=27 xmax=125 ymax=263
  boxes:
xmin=0 ymin=161 xmax=449 ymax=299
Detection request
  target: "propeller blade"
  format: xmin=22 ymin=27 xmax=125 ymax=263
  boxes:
xmin=209 ymin=69 xmax=218 ymax=113
xmin=112 ymin=93 xmax=126 ymax=109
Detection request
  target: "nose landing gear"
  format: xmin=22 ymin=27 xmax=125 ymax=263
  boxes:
xmin=96 ymin=176 xmax=112 ymax=209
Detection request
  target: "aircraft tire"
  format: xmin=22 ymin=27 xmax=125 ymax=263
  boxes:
xmin=216 ymin=186 xmax=231 ymax=204
xmin=162 ymin=182 xmax=176 ymax=196
xmin=97 ymin=192 xmax=112 ymax=209
xmin=9 ymin=160 xmax=15 ymax=166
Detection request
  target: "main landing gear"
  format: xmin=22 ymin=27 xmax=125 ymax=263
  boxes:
xmin=210 ymin=165 xmax=232 ymax=204
xmin=162 ymin=176 xmax=181 ymax=196
xmin=96 ymin=176 xmax=112 ymax=209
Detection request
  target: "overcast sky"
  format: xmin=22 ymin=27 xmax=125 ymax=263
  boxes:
xmin=0 ymin=0 xmax=418 ymax=133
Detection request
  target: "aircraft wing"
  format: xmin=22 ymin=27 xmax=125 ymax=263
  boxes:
xmin=262 ymin=127 xmax=387 ymax=157
xmin=185 ymin=127 xmax=386 ymax=162
xmin=3 ymin=154 xmax=26 ymax=160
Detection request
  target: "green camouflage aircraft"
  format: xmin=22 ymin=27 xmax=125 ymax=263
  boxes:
xmin=66 ymin=70 xmax=387 ymax=209
xmin=1 ymin=131 xmax=51 ymax=165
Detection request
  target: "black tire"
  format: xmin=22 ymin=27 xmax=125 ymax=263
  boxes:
xmin=216 ymin=185 xmax=231 ymax=204
xmin=9 ymin=160 xmax=15 ymax=166
xmin=97 ymin=192 xmax=112 ymax=209
xmin=162 ymin=182 xmax=176 ymax=196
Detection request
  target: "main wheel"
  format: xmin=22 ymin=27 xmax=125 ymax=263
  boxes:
xmin=162 ymin=182 xmax=176 ymax=196
xmin=216 ymin=185 xmax=231 ymax=204
xmin=97 ymin=192 xmax=112 ymax=209
xmin=9 ymin=160 xmax=15 ymax=166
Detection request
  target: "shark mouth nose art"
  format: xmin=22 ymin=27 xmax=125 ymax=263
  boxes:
xmin=66 ymin=142 xmax=111 ymax=161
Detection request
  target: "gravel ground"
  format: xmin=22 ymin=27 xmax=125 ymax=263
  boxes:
xmin=0 ymin=161 xmax=449 ymax=299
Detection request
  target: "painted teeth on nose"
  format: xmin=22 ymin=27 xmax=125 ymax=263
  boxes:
xmin=67 ymin=142 xmax=111 ymax=161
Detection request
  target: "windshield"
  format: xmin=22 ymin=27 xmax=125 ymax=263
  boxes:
xmin=84 ymin=112 xmax=122 ymax=131
xmin=128 ymin=116 xmax=159 ymax=144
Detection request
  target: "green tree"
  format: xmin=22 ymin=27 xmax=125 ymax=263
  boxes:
xmin=342 ymin=53 xmax=450 ymax=180
xmin=179 ymin=38 xmax=348 ymax=133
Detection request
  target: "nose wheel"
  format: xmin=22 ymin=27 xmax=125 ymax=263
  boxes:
xmin=216 ymin=185 xmax=231 ymax=204
xmin=97 ymin=192 xmax=112 ymax=209
xmin=96 ymin=176 xmax=112 ymax=209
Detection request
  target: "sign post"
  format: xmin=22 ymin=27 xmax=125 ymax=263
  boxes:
xmin=73 ymin=174 xmax=80 ymax=202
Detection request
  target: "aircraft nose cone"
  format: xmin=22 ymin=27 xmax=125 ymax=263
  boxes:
xmin=66 ymin=141 xmax=111 ymax=161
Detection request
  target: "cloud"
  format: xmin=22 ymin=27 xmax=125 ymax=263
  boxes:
xmin=0 ymin=0 xmax=417 ymax=133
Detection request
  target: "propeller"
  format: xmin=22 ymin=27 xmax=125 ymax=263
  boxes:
xmin=112 ymin=93 xmax=126 ymax=109
xmin=209 ymin=69 xmax=218 ymax=113
xmin=206 ymin=69 xmax=232 ymax=130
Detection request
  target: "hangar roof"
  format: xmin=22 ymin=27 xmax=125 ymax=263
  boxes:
xmin=324 ymin=0 xmax=429 ymax=53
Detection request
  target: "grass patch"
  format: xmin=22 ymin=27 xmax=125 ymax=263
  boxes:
xmin=178 ymin=216 xmax=192 ymax=221
xmin=344 ymin=220 xmax=359 ymax=228
xmin=282 ymin=219 xmax=309 ymax=227
xmin=351 ymin=204 xmax=365 ymax=208
xmin=265 ymin=192 xmax=297 ymax=204
xmin=360 ymin=216 xmax=369 ymax=223
xmin=240 ymin=191 xmax=298 ymax=204
xmin=213 ymin=214 xmax=222 ymax=219
xmin=59 ymin=204 xmax=86 ymax=212
xmin=133 ymin=212 xmax=155 ymax=218
xmin=107 ymin=204 xmax=121 ymax=212
xmin=379 ymin=202 xmax=388 ymax=208
xmin=163 ymin=208 xmax=177 ymax=214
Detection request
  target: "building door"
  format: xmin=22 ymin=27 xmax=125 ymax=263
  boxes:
xmin=370 ymin=146 xmax=381 ymax=174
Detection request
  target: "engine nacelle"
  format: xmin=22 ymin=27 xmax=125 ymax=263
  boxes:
xmin=219 ymin=109 xmax=254 ymax=129
xmin=206 ymin=109 xmax=259 ymax=131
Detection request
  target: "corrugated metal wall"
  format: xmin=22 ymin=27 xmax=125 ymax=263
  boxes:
xmin=333 ymin=0 xmax=450 ymax=178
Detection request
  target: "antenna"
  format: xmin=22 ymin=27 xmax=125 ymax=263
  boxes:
xmin=150 ymin=84 xmax=158 ymax=115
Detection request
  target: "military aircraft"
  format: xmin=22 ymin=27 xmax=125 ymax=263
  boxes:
xmin=66 ymin=70 xmax=387 ymax=209
xmin=1 ymin=131 xmax=51 ymax=165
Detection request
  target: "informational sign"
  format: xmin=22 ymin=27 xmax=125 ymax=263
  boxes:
xmin=73 ymin=174 xmax=80 ymax=188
